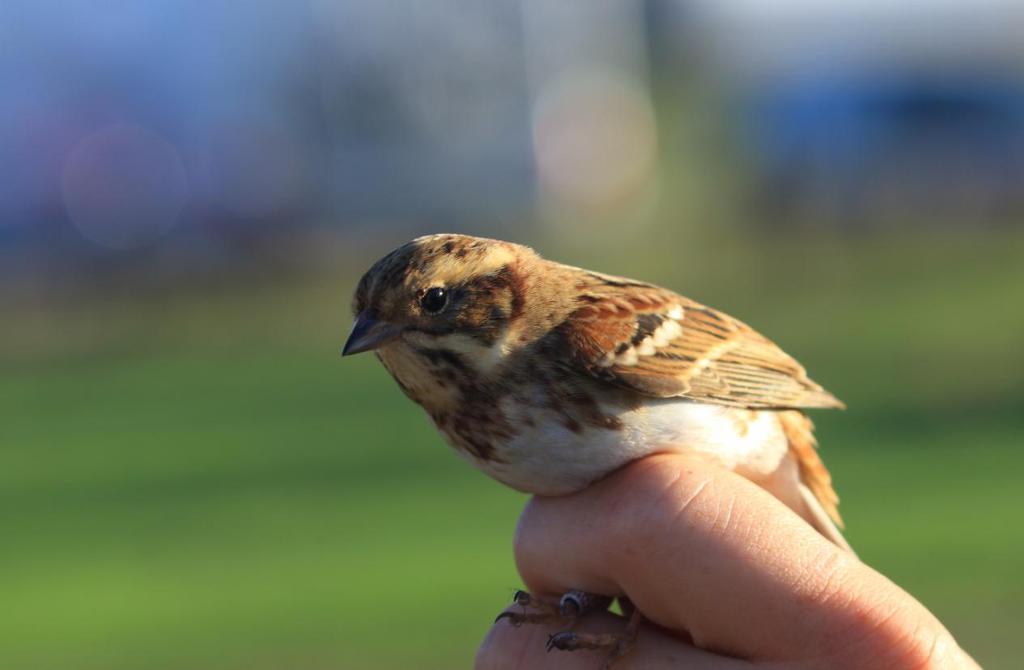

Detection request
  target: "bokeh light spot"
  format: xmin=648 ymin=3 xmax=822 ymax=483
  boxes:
xmin=61 ymin=124 xmax=188 ymax=250
xmin=532 ymin=72 xmax=658 ymax=211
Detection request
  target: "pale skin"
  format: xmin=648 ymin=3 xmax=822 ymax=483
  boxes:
xmin=476 ymin=454 xmax=979 ymax=669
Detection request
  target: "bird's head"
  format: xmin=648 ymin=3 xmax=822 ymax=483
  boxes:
xmin=343 ymin=234 xmax=546 ymax=373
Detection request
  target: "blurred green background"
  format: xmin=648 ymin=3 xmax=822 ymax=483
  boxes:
xmin=3 ymin=2 xmax=1024 ymax=669
xmin=4 ymin=232 xmax=1023 ymax=669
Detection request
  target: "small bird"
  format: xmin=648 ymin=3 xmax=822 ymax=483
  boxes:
xmin=343 ymin=233 xmax=849 ymax=666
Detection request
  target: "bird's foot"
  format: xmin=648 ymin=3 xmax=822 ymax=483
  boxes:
xmin=546 ymin=607 xmax=642 ymax=670
xmin=497 ymin=589 xmax=640 ymax=667
xmin=494 ymin=589 xmax=611 ymax=627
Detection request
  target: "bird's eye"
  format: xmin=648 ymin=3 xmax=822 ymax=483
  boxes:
xmin=420 ymin=287 xmax=448 ymax=314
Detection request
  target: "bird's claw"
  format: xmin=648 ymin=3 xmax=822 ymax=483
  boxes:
xmin=497 ymin=589 xmax=640 ymax=669
xmin=546 ymin=631 xmax=578 ymax=652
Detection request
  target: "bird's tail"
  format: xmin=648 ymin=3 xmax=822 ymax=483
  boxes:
xmin=778 ymin=410 xmax=855 ymax=554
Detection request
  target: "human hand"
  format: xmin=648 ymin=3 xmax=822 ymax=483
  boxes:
xmin=476 ymin=453 xmax=978 ymax=669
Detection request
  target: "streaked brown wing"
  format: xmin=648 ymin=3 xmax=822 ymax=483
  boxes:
xmin=552 ymin=271 xmax=844 ymax=409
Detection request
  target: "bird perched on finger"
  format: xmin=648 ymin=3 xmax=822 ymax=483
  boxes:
xmin=343 ymin=233 xmax=850 ymax=667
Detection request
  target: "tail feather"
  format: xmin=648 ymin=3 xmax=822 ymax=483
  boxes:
xmin=778 ymin=410 xmax=853 ymax=553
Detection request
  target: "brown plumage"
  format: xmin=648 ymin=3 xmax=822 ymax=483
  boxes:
xmin=343 ymin=233 xmax=851 ymax=662
xmin=345 ymin=233 xmax=847 ymax=529
xmin=556 ymin=270 xmax=844 ymax=410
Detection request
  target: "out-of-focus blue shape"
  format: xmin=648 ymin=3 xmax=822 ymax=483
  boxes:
xmin=743 ymin=74 xmax=1024 ymax=227
xmin=0 ymin=0 xmax=535 ymax=279
xmin=681 ymin=0 xmax=1024 ymax=227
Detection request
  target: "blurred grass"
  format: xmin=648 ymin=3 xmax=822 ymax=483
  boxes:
xmin=1 ymin=230 xmax=1022 ymax=669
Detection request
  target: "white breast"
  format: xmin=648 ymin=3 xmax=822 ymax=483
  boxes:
xmin=471 ymin=398 xmax=789 ymax=496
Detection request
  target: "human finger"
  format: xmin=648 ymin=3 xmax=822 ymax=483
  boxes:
xmin=511 ymin=453 xmax=966 ymax=668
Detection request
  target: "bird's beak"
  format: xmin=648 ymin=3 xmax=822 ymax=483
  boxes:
xmin=342 ymin=313 xmax=403 ymax=356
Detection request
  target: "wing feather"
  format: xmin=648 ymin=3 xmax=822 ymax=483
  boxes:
xmin=552 ymin=271 xmax=844 ymax=410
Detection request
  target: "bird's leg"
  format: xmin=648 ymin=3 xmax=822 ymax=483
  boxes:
xmin=495 ymin=589 xmax=611 ymax=628
xmin=546 ymin=603 xmax=643 ymax=670
xmin=494 ymin=590 xmax=560 ymax=627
